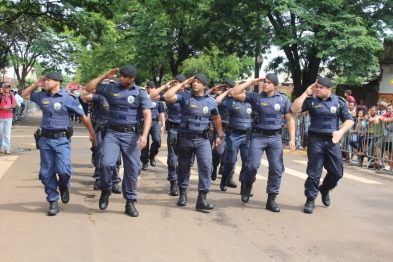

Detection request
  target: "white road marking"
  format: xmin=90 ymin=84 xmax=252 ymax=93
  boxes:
xmin=0 ymin=156 xmax=19 ymax=180
xmin=293 ymin=160 xmax=382 ymax=184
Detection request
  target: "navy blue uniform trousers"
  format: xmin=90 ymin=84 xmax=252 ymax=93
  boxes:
xmin=244 ymin=133 xmax=284 ymax=194
xmin=305 ymin=137 xmax=343 ymax=199
xmin=38 ymin=136 xmax=72 ymax=202
xmin=221 ymin=132 xmax=249 ymax=182
xmin=140 ymin=121 xmax=161 ymax=163
xmin=177 ymin=137 xmax=212 ymax=191
xmin=93 ymin=128 xmax=121 ymax=184
xmin=100 ymin=130 xmax=141 ymax=200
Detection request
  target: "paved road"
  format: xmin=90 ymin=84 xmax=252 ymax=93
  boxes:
xmin=1 ymin=112 xmax=392 ymax=261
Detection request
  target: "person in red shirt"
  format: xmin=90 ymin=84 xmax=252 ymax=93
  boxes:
xmin=344 ymin=90 xmax=356 ymax=104
xmin=0 ymin=83 xmax=18 ymax=154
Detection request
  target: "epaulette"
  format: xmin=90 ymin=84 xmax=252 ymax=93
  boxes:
xmin=338 ymin=96 xmax=346 ymax=103
xmin=69 ymin=92 xmax=77 ymax=98
xmin=109 ymin=80 xmax=116 ymax=83
xmin=306 ymin=96 xmax=313 ymax=99
xmin=140 ymin=87 xmax=146 ymax=90
xmin=279 ymin=92 xmax=287 ymax=96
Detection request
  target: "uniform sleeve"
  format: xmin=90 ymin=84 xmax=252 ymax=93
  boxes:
xmin=92 ymin=94 xmax=101 ymax=105
xmin=158 ymin=101 xmax=165 ymax=113
xmin=301 ymin=99 xmax=311 ymax=113
xmin=210 ymin=97 xmax=219 ymax=115
xmin=96 ymin=83 xmax=110 ymax=98
xmin=244 ymin=92 xmax=258 ymax=107
xmin=176 ymin=92 xmax=186 ymax=107
xmin=139 ymin=90 xmax=154 ymax=110
xmin=339 ymin=99 xmax=354 ymax=122
xmin=66 ymin=95 xmax=85 ymax=117
xmin=29 ymin=92 xmax=42 ymax=107
xmin=159 ymin=93 xmax=165 ymax=101
xmin=282 ymin=96 xmax=292 ymax=114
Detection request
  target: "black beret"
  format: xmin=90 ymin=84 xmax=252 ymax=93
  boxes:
xmin=109 ymin=76 xmax=119 ymax=83
xmin=194 ymin=73 xmax=208 ymax=86
xmin=120 ymin=64 xmax=137 ymax=77
xmin=45 ymin=72 xmax=63 ymax=82
xmin=175 ymin=74 xmax=187 ymax=83
xmin=266 ymin=73 xmax=278 ymax=86
xmin=317 ymin=78 xmax=332 ymax=88
xmin=146 ymin=81 xmax=155 ymax=88
xmin=224 ymin=79 xmax=235 ymax=88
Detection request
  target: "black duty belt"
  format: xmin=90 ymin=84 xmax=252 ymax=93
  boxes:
xmin=308 ymin=132 xmax=332 ymax=141
xmin=252 ymin=128 xmax=281 ymax=136
xmin=179 ymin=133 xmax=206 ymax=139
xmin=109 ymin=125 xmax=137 ymax=133
xmin=230 ymin=129 xmax=247 ymax=135
xmin=168 ymin=122 xmax=180 ymax=129
xmin=41 ymin=132 xmax=66 ymax=139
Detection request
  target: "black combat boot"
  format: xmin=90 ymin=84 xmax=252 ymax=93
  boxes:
xmin=240 ymin=183 xmax=254 ymax=197
xmin=195 ymin=191 xmax=214 ymax=210
xmin=112 ymin=183 xmax=121 ymax=194
xmin=241 ymin=183 xmax=253 ymax=203
xmin=319 ymin=185 xmax=330 ymax=206
xmin=227 ymin=171 xmax=237 ymax=188
xmin=220 ymin=176 xmax=228 ymax=191
xmin=48 ymin=201 xmax=59 ymax=216
xmin=266 ymin=193 xmax=280 ymax=212
xmin=99 ymin=190 xmax=111 ymax=210
xmin=211 ymin=166 xmax=217 ymax=181
xmin=59 ymin=187 xmax=69 ymax=204
xmin=93 ymin=180 xmax=101 ymax=190
xmin=304 ymin=198 xmax=315 ymax=214
xmin=125 ymin=199 xmax=139 ymax=217
xmin=177 ymin=187 xmax=187 ymax=206
xmin=150 ymin=156 xmax=156 ymax=166
xmin=142 ymin=162 xmax=148 ymax=170
xmin=170 ymin=180 xmax=178 ymax=196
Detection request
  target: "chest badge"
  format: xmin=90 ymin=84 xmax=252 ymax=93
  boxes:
xmin=330 ymin=106 xmax=337 ymax=113
xmin=274 ymin=104 xmax=281 ymax=111
xmin=246 ymin=108 xmax=252 ymax=114
xmin=111 ymin=92 xmax=120 ymax=97
xmin=203 ymin=106 xmax=209 ymax=114
xmin=128 ymin=96 xmax=135 ymax=104
xmin=54 ymin=102 xmax=61 ymax=110
xmin=190 ymin=104 xmax=198 ymax=109
xmin=260 ymin=103 xmax=270 ymax=107
xmin=152 ymin=102 xmax=157 ymax=107
xmin=41 ymin=100 xmax=50 ymax=105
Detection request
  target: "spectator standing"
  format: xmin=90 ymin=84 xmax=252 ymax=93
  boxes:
xmin=0 ymin=83 xmax=18 ymax=154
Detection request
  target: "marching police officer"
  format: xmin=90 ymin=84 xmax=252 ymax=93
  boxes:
xmin=85 ymin=65 xmax=153 ymax=217
xmin=163 ymin=74 xmax=223 ymax=211
xmin=23 ymin=72 xmax=97 ymax=216
xmin=149 ymin=74 xmax=187 ymax=196
xmin=211 ymin=79 xmax=235 ymax=181
xmin=80 ymin=87 xmax=122 ymax=194
xmin=141 ymin=81 xmax=165 ymax=170
xmin=232 ymin=73 xmax=295 ymax=212
xmin=215 ymin=86 xmax=253 ymax=193
xmin=291 ymin=78 xmax=353 ymax=214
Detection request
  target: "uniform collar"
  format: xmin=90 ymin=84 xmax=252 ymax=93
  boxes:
xmin=316 ymin=94 xmax=334 ymax=101
xmin=260 ymin=90 xmax=280 ymax=98
xmin=47 ymin=89 xmax=67 ymax=97
xmin=191 ymin=91 xmax=209 ymax=98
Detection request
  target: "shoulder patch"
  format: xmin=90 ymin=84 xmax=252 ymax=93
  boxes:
xmin=140 ymin=87 xmax=146 ymax=90
xmin=68 ymin=93 xmax=77 ymax=98
xmin=338 ymin=96 xmax=346 ymax=103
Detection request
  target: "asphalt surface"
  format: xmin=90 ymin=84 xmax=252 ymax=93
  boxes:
xmin=0 ymin=111 xmax=392 ymax=262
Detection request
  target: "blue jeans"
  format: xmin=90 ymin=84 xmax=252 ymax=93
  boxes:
xmin=0 ymin=118 xmax=12 ymax=150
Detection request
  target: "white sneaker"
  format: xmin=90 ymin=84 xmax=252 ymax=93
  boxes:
xmin=4 ymin=150 xmax=10 ymax=154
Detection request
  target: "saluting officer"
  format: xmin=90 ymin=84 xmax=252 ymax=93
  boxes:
xmin=291 ymin=78 xmax=353 ymax=214
xmin=216 ymin=85 xmax=253 ymax=193
xmin=211 ymin=79 xmax=235 ymax=181
xmin=85 ymin=65 xmax=153 ymax=217
xmin=80 ymin=86 xmax=122 ymax=194
xmin=232 ymin=73 xmax=295 ymax=212
xmin=140 ymin=81 xmax=165 ymax=170
xmin=149 ymin=74 xmax=187 ymax=196
xmin=22 ymin=72 xmax=97 ymax=216
xmin=163 ymin=74 xmax=223 ymax=211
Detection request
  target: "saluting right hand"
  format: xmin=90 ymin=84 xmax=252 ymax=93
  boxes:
xmin=103 ymin=68 xmax=119 ymax=79
xmin=249 ymin=78 xmax=265 ymax=86
xmin=36 ymin=77 xmax=46 ymax=87
xmin=304 ymin=82 xmax=316 ymax=96
xmin=182 ymin=76 xmax=195 ymax=87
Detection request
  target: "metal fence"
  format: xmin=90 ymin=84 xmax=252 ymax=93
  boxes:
xmin=282 ymin=113 xmax=393 ymax=173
